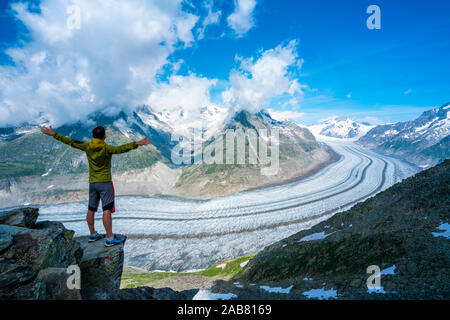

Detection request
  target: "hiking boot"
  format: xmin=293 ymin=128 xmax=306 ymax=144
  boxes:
xmin=88 ymin=232 xmax=106 ymax=242
xmin=105 ymin=235 xmax=127 ymax=247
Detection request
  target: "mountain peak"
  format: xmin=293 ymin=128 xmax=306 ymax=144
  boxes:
xmin=309 ymin=117 xmax=374 ymax=139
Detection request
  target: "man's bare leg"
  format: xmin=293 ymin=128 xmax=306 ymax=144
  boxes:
xmin=102 ymin=210 xmax=113 ymax=239
xmin=86 ymin=210 xmax=96 ymax=235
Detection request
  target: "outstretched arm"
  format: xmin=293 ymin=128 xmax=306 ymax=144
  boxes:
xmin=106 ymin=137 xmax=150 ymax=154
xmin=41 ymin=125 xmax=88 ymax=151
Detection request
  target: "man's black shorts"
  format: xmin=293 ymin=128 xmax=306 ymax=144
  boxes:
xmin=88 ymin=181 xmax=115 ymax=213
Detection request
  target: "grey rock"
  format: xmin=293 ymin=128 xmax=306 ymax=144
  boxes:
xmin=35 ymin=268 xmax=82 ymax=300
xmin=0 ymin=263 xmax=37 ymax=298
xmin=0 ymin=221 xmax=83 ymax=300
xmin=75 ymin=235 xmax=125 ymax=300
xmin=0 ymin=232 xmax=13 ymax=252
xmin=0 ymin=207 xmax=39 ymax=228
xmin=0 ymin=223 xmax=82 ymax=272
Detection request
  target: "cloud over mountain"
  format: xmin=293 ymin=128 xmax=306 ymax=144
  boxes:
xmin=0 ymin=0 xmax=304 ymax=132
xmin=0 ymin=0 xmax=200 ymax=126
xmin=222 ymin=40 xmax=304 ymax=114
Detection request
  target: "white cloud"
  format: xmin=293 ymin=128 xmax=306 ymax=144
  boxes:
xmin=197 ymin=1 xmax=222 ymax=40
xmin=0 ymin=0 xmax=308 ymax=139
xmin=0 ymin=0 xmax=200 ymax=126
xmin=222 ymin=40 xmax=304 ymax=114
xmin=267 ymin=109 xmax=304 ymax=121
xmin=227 ymin=0 xmax=257 ymax=37
xmin=145 ymin=74 xmax=227 ymax=139
xmin=147 ymin=74 xmax=217 ymax=114
xmin=355 ymin=116 xmax=384 ymax=125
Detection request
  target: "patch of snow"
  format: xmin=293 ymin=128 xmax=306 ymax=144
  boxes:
xmin=308 ymin=117 xmax=374 ymax=139
xmin=381 ymin=129 xmax=398 ymax=137
xmin=303 ymin=277 xmax=312 ymax=281
xmin=192 ymin=290 xmax=237 ymax=300
xmin=415 ymin=118 xmax=438 ymax=132
xmin=432 ymin=222 xmax=450 ymax=239
xmin=239 ymin=260 xmax=249 ymax=268
xmin=47 ymin=185 xmax=54 ymax=189
xmin=302 ymin=287 xmax=338 ymax=300
xmin=260 ymin=285 xmax=293 ymax=294
xmin=113 ymin=119 xmax=132 ymax=138
xmin=41 ymin=168 xmax=52 ymax=177
xmin=233 ymin=282 xmax=243 ymax=288
xmin=215 ymin=263 xmax=227 ymax=269
xmin=298 ymin=231 xmax=334 ymax=242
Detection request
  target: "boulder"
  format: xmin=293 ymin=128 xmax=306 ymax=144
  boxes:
xmin=75 ymin=236 xmax=125 ymax=300
xmin=0 ymin=222 xmax=82 ymax=272
xmin=0 ymin=232 xmax=13 ymax=253
xmin=0 ymin=207 xmax=39 ymax=228
xmin=0 ymin=263 xmax=37 ymax=298
xmin=35 ymin=268 xmax=82 ymax=300
xmin=0 ymin=221 xmax=83 ymax=299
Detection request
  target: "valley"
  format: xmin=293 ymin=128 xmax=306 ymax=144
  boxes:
xmin=34 ymin=138 xmax=417 ymax=272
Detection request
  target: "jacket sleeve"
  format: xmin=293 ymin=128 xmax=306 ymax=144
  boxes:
xmin=106 ymin=142 xmax=138 ymax=154
xmin=53 ymin=132 xmax=88 ymax=151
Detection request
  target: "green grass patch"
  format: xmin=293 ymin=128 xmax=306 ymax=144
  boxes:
xmin=120 ymin=253 xmax=256 ymax=289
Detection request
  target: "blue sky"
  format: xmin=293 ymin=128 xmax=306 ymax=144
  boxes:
xmin=0 ymin=0 xmax=449 ymax=126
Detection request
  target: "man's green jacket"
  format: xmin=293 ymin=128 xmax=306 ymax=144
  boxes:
xmin=53 ymin=132 xmax=138 ymax=183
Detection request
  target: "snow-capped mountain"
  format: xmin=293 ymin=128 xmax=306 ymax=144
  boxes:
xmin=134 ymin=104 xmax=228 ymax=142
xmin=0 ymin=106 xmax=335 ymax=206
xmin=308 ymin=117 xmax=374 ymax=139
xmin=358 ymin=103 xmax=450 ymax=168
xmin=174 ymin=109 xmax=336 ymax=199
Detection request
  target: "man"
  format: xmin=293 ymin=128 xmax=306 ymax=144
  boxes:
xmin=41 ymin=125 xmax=150 ymax=247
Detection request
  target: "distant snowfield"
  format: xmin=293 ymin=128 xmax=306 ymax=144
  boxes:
xmin=37 ymin=139 xmax=418 ymax=271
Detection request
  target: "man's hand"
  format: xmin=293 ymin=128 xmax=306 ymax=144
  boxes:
xmin=41 ymin=126 xmax=55 ymax=136
xmin=136 ymin=137 xmax=151 ymax=146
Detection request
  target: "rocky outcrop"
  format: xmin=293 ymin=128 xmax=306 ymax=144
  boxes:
xmin=0 ymin=207 xmax=38 ymax=228
xmin=0 ymin=207 xmax=197 ymax=300
xmin=34 ymin=268 xmax=82 ymax=300
xmin=235 ymin=159 xmax=450 ymax=299
xmin=0 ymin=209 xmax=83 ymax=299
xmin=75 ymin=236 xmax=125 ymax=300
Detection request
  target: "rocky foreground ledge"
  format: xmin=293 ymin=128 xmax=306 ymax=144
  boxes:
xmin=0 ymin=207 xmax=193 ymax=300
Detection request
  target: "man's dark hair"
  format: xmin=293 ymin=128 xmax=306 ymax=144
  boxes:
xmin=92 ymin=126 xmax=106 ymax=139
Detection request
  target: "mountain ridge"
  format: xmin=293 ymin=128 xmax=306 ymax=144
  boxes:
xmin=233 ymin=159 xmax=450 ymax=299
xmin=0 ymin=107 xmax=335 ymax=206
xmin=358 ymin=103 xmax=450 ymax=168
xmin=308 ymin=117 xmax=374 ymax=139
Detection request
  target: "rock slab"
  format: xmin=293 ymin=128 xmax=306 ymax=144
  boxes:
xmin=75 ymin=236 xmax=125 ymax=300
xmin=0 ymin=207 xmax=38 ymax=228
xmin=0 ymin=209 xmax=83 ymax=300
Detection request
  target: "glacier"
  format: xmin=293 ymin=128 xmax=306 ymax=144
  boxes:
xmin=36 ymin=139 xmax=418 ymax=271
